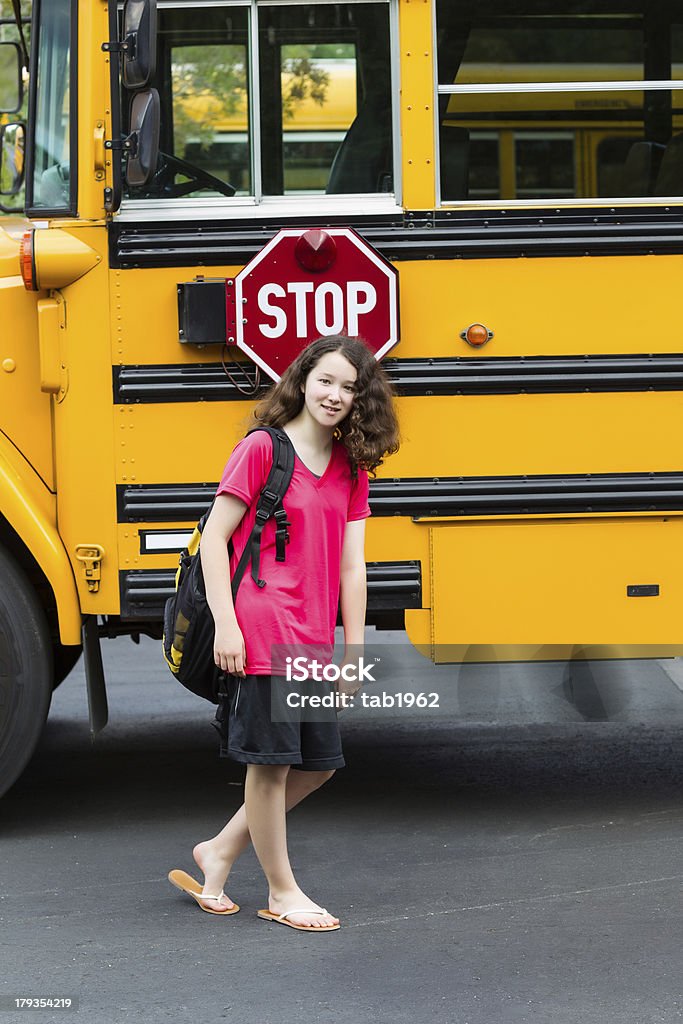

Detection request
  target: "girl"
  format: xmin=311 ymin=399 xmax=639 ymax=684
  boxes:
xmin=169 ymin=335 xmax=399 ymax=931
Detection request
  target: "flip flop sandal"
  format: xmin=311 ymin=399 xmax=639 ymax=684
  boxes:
xmin=168 ymin=868 xmax=240 ymax=916
xmin=257 ymin=907 xmax=340 ymax=931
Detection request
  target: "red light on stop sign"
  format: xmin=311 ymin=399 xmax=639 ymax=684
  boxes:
xmin=295 ymin=229 xmax=337 ymax=272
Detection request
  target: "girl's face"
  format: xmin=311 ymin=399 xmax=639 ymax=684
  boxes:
xmin=301 ymin=350 xmax=358 ymax=430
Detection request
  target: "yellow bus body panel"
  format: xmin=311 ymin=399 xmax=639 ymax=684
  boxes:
xmin=48 ymin=227 xmax=119 ymax=614
xmin=0 ymin=223 xmax=55 ymax=490
xmin=399 ymin=0 xmax=436 ymax=209
xmin=0 ymin=431 xmax=81 ymax=645
xmin=114 ymin=388 xmax=683 ymax=482
xmin=0 ymin=275 xmax=55 ymax=491
xmin=76 ymin=0 xmax=110 ymax=222
xmin=113 ymin=254 xmax=683 ymax=366
xmin=429 ymin=514 xmax=683 ymax=648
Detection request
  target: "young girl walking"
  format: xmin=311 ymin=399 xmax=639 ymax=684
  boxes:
xmin=168 ymin=335 xmax=399 ymax=931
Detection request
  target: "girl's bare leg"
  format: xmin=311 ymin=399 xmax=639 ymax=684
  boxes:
xmin=192 ymin=766 xmax=335 ymax=912
xmin=244 ymin=764 xmax=339 ymax=929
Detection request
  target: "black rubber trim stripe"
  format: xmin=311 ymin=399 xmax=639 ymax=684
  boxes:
xmin=117 ymin=472 xmax=683 ymax=523
xmin=119 ymin=560 xmax=421 ymax=618
xmin=109 ymin=206 xmax=683 ymax=267
xmin=114 ymin=354 xmax=683 ymax=403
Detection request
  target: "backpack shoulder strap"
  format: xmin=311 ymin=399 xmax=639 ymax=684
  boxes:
xmin=229 ymin=426 xmax=295 ymax=598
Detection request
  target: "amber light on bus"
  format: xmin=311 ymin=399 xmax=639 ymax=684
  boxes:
xmin=19 ymin=230 xmax=36 ymax=291
xmin=461 ymin=323 xmax=494 ymax=348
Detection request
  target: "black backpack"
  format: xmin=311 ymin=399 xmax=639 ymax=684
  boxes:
xmin=162 ymin=426 xmax=295 ymax=714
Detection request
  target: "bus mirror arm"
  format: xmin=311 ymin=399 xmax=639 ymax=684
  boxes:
xmin=105 ymin=133 xmax=139 ymax=158
xmin=102 ymin=34 xmax=136 ymax=60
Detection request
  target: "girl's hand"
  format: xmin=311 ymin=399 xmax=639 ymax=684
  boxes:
xmin=214 ymin=621 xmax=247 ymax=678
xmin=335 ymin=653 xmax=364 ymax=699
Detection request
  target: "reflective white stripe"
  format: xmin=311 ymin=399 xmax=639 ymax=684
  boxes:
xmin=116 ymin=195 xmax=403 ymax=221
xmin=159 ymin=0 xmax=389 ymax=5
xmin=438 ymin=79 xmax=681 ymax=95
xmin=142 ymin=532 xmax=192 ymax=552
xmin=205 ymin=133 xmax=250 ymax=144
xmin=159 ymin=2 xmax=250 ymax=7
xmin=282 ymin=132 xmax=345 ymax=143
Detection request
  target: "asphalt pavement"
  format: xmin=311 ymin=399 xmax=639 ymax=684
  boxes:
xmin=1 ymin=632 xmax=682 ymax=1024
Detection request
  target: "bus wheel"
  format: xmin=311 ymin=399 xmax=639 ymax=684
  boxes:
xmin=0 ymin=546 xmax=53 ymax=799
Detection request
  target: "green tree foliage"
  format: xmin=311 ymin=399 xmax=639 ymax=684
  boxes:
xmin=172 ymin=44 xmax=248 ymax=155
xmin=282 ymin=57 xmax=330 ymax=122
xmin=173 ymin=42 xmax=346 ymax=156
xmin=0 ymin=0 xmax=30 ymax=24
xmin=280 ymin=44 xmax=353 ymax=124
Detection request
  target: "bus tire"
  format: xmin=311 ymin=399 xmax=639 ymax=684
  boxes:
xmin=0 ymin=545 xmax=53 ymax=799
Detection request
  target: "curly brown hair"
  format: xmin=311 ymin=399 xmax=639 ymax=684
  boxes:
xmin=249 ymin=336 xmax=400 ymax=477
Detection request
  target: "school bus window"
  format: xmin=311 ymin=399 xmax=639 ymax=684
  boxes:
xmin=258 ymin=3 xmax=392 ymax=197
xmin=675 ymin=26 xmax=683 ymax=62
xmin=596 ymin=135 xmax=643 ymax=196
xmin=123 ymin=1 xmax=392 ymax=203
xmin=451 ymin=17 xmax=642 ymax=85
xmin=279 ymin=46 xmax=357 ymax=195
xmin=172 ymin=42 xmax=250 ymax=196
xmin=467 ymin=135 xmax=499 ymax=200
xmin=515 ymin=135 xmax=575 ymax=199
xmin=435 ymin=1 xmax=683 ymax=205
xmin=29 ymin=0 xmax=72 ymax=210
xmin=124 ymin=5 xmax=250 ymax=201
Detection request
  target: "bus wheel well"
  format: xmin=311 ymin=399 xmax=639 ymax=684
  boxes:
xmin=0 ymin=514 xmax=82 ymax=686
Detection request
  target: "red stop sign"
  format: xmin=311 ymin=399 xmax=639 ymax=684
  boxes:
xmin=228 ymin=228 xmax=399 ymax=381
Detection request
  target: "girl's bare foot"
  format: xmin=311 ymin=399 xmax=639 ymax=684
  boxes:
xmin=268 ymin=888 xmax=339 ymax=929
xmin=193 ymin=840 xmax=236 ymax=913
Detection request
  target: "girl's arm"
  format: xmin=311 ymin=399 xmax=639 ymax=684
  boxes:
xmin=200 ymin=494 xmax=250 ymax=676
xmin=339 ymin=519 xmax=368 ymax=652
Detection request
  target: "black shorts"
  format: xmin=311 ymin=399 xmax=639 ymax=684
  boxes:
xmin=226 ymin=674 xmax=346 ymax=772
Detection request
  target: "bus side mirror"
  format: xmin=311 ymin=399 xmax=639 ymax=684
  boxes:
xmin=125 ymin=88 xmax=160 ymax=187
xmin=122 ymin=0 xmax=157 ymax=90
xmin=0 ymin=43 xmax=23 ymax=113
xmin=0 ymin=122 xmax=25 ymax=195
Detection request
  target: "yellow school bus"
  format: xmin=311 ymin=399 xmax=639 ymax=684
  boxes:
xmin=1 ymin=0 xmax=683 ymax=795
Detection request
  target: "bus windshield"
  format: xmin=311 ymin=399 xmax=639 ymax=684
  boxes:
xmin=29 ymin=0 xmax=73 ymax=212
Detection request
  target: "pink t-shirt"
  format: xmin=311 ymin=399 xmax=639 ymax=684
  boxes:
xmin=215 ymin=430 xmax=371 ymax=674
